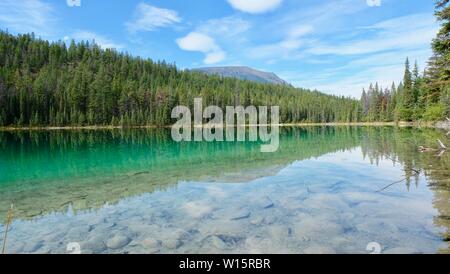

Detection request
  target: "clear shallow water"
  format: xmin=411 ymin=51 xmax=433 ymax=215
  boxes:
xmin=0 ymin=127 xmax=449 ymax=254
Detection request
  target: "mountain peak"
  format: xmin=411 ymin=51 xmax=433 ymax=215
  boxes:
xmin=193 ymin=66 xmax=289 ymax=85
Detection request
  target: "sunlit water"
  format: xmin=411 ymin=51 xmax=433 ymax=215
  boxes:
xmin=0 ymin=127 xmax=448 ymax=254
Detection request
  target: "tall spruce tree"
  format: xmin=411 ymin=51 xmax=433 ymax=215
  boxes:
xmin=431 ymin=0 xmax=450 ymax=83
xmin=0 ymin=31 xmax=362 ymax=127
xmin=399 ymin=58 xmax=414 ymax=121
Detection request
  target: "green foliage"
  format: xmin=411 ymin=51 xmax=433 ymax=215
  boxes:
xmin=397 ymin=106 xmax=414 ymax=121
xmin=358 ymin=2 xmax=450 ymax=123
xmin=422 ymin=104 xmax=446 ymax=121
xmin=0 ymin=31 xmax=361 ymax=127
xmin=431 ymin=0 xmax=450 ymax=82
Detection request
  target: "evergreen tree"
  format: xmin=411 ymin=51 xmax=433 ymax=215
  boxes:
xmin=427 ymin=0 xmax=450 ymax=119
xmin=399 ymin=58 xmax=414 ymax=121
xmin=0 ymin=31 xmax=362 ymax=127
xmin=431 ymin=0 xmax=450 ymax=83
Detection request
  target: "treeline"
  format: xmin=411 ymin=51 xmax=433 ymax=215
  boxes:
xmin=0 ymin=32 xmax=361 ymax=127
xmin=360 ymin=0 xmax=450 ymax=122
xmin=1 ymin=0 xmax=447 ymax=127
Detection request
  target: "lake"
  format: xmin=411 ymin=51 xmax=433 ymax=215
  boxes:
xmin=0 ymin=127 xmax=448 ymax=254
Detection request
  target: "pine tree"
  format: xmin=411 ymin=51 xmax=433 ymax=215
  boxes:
xmin=0 ymin=31 xmax=367 ymax=127
xmin=428 ymin=0 xmax=450 ymax=119
xmin=431 ymin=0 xmax=450 ymax=82
xmin=386 ymin=82 xmax=397 ymax=121
xmin=399 ymin=58 xmax=414 ymax=121
xmin=412 ymin=60 xmax=420 ymax=103
xmin=361 ymin=89 xmax=369 ymax=117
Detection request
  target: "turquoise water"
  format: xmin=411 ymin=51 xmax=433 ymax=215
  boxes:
xmin=0 ymin=127 xmax=449 ymax=254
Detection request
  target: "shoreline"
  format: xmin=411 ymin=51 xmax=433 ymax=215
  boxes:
xmin=0 ymin=121 xmax=444 ymax=131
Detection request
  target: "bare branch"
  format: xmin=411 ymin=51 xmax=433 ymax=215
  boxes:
xmin=437 ymin=139 xmax=447 ymax=150
xmin=376 ymin=178 xmax=407 ymax=193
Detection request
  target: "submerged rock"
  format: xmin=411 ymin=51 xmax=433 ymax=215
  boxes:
xmin=148 ymin=248 xmax=160 ymax=254
xmin=384 ymin=247 xmax=419 ymax=254
xmin=268 ymin=225 xmax=290 ymax=238
xmin=128 ymin=223 xmax=159 ymax=235
xmin=106 ymin=235 xmax=131 ymax=250
xmin=231 ymin=210 xmax=251 ymax=221
xmin=82 ymin=235 xmax=107 ymax=253
xmin=303 ymin=246 xmax=337 ymax=254
xmin=259 ymin=196 xmax=274 ymax=209
xmin=163 ymin=239 xmax=182 ymax=249
xmin=23 ymin=240 xmax=44 ymax=253
xmin=250 ymin=216 xmax=265 ymax=225
xmin=142 ymin=238 xmax=160 ymax=249
xmin=211 ymin=235 xmax=230 ymax=250
xmin=182 ymin=201 xmax=213 ymax=219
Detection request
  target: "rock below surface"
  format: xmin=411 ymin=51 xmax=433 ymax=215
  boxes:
xmin=106 ymin=235 xmax=131 ymax=250
xmin=384 ymin=247 xmax=419 ymax=254
xmin=81 ymin=235 xmax=108 ymax=254
xmin=303 ymin=246 xmax=337 ymax=254
xmin=250 ymin=216 xmax=265 ymax=225
xmin=211 ymin=235 xmax=230 ymax=250
xmin=163 ymin=239 xmax=182 ymax=249
xmin=142 ymin=238 xmax=160 ymax=249
xmin=259 ymin=196 xmax=274 ymax=209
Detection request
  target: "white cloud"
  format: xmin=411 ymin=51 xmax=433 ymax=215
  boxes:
xmin=307 ymin=64 xmax=404 ymax=98
xmin=308 ymin=13 xmax=438 ymax=56
xmin=288 ymin=25 xmax=314 ymax=38
xmin=176 ymin=32 xmax=218 ymax=53
xmin=366 ymin=0 xmax=381 ymax=7
xmin=126 ymin=3 xmax=181 ymax=33
xmin=66 ymin=0 xmax=81 ymax=7
xmin=197 ymin=16 xmax=251 ymax=37
xmin=249 ymin=25 xmax=314 ymax=58
xmin=72 ymin=31 xmax=124 ymax=49
xmin=176 ymin=32 xmax=225 ymax=64
xmin=204 ymin=51 xmax=226 ymax=65
xmin=227 ymin=0 xmax=283 ymax=14
xmin=245 ymin=0 xmax=365 ymax=60
xmin=277 ymin=0 xmax=365 ymax=31
xmin=285 ymin=48 xmax=433 ymax=98
xmin=176 ymin=16 xmax=249 ymax=65
xmin=0 ymin=0 xmax=56 ymax=37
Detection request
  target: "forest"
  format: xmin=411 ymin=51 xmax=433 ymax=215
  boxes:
xmin=360 ymin=0 xmax=449 ymax=122
xmin=0 ymin=1 xmax=448 ymax=127
xmin=0 ymin=31 xmax=361 ymax=127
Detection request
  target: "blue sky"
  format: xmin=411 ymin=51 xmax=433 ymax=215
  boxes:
xmin=0 ymin=0 xmax=439 ymax=97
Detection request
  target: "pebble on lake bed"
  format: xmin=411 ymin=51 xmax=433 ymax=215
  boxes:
xmin=384 ymin=247 xmax=419 ymax=254
xmin=250 ymin=216 xmax=265 ymax=225
xmin=142 ymin=238 xmax=160 ymax=249
xmin=106 ymin=235 xmax=131 ymax=250
xmin=82 ymin=235 xmax=108 ymax=253
xmin=163 ymin=239 xmax=182 ymax=249
xmin=210 ymin=235 xmax=230 ymax=250
xmin=303 ymin=246 xmax=337 ymax=254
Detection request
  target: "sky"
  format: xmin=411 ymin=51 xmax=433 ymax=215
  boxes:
xmin=0 ymin=0 xmax=439 ymax=98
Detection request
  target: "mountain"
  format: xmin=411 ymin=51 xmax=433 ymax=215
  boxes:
xmin=193 ymin=66 xmax=289 ymax=85
xmin=0 ymin=31 xmax=362 ymax=127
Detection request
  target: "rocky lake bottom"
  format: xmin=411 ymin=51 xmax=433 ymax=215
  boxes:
xmin=0 ymin=127 xmax=449 ymax=254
